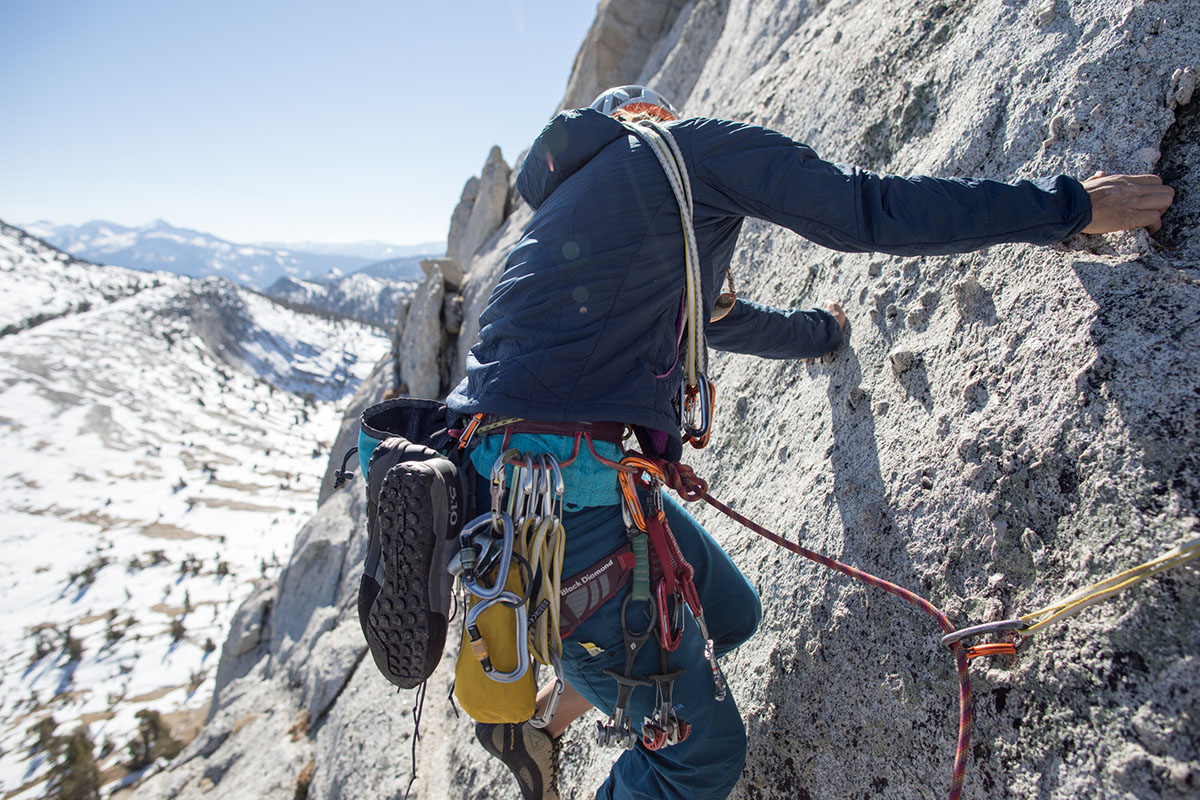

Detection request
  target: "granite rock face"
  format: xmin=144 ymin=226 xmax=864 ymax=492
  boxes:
xmin=560 ymin=0 xmax=694 ymax=109
xmin=397 ymin=262 xmax=446 ymax=400
xmin=446 ymin=146 xmax=511 ymax=276
xmin=132 ymin=2 xmax=1198 ymax=799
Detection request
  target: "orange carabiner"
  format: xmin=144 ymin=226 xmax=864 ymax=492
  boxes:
xmin=458 ymin=413 xmax=485 ymax=449
xmin=964 ymin=642 xmax=1019 ymax=660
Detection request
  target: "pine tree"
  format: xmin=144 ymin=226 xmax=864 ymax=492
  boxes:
xmin=127 ymin=710 xmax=183 ymax=769
xmin=47 ymin=727 xmax=100 ymax=800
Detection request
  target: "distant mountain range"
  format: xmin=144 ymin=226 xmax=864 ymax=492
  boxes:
xmin=251 ymin=239 xmax=441 ymax=261
xmin=0 ymin=219 xmax=389 ymax=797
xmin=23 ymin=219 xmax=440 ymax=290
xmin=266 ymin=273 xmax=416 ymax=328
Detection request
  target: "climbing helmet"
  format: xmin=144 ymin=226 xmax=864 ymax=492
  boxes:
xmin=589 ymin=85 xmax=680 ymax=122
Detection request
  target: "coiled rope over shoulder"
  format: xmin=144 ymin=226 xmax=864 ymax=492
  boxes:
xmin=621 ymin=120 xmax=707 ymax=391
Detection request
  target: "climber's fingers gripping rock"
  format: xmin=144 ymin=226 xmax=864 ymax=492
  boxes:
xmin=1081 ymin=171 xmax=1175 ymax=234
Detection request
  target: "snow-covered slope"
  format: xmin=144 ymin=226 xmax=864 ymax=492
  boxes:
xmin=265 ymin=272 xmax=416 ymax=328
xmin=0 ymin=224 xmax=389 ymax=798
xmin=0 ymin=223 xmax=166 ymax=337
xmin=23 ymin=220 xmax=376 ymax=291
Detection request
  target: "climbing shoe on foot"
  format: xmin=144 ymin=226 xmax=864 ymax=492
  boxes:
xmin=359 ymin=437 xmax=465 ymax=689
xmin=476 ymin=720 xmax=561 ymax=800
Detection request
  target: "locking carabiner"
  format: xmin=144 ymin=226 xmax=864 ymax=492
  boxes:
xmin=465 ymin=589 xmax=530 ymax=683
xmin=681 ymin=375 xmax=716 ymax=449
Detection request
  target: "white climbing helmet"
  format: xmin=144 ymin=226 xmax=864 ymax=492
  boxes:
xmin=589 ymin=85 xmax=680 ymax=121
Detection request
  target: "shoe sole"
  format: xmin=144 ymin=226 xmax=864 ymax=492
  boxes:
xmin=360 ymin=453 xmax=462 ymax=689
xmin=476 ymin=722 xmax=560 ymax=800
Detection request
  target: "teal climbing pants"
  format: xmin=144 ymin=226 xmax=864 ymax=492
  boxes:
xmin=559 ymin=493 xmax=762 ymax=800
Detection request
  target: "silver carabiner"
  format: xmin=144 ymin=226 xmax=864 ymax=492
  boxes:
xmin=460 ymin=512 xmax=515 ymax=601
xmin=490 ymin=448 xmax=523 ymax=527
xmin=681 ymin=376 xmax=712 ymax=441
xmin=940 ymin=618 xmax=1024 ymax=648
xmin=465 ymin=589 xmax=530 ymax=683
xmin=544 ymin=454 xmax=564 ymax=522
xmin=528 ymin=651 xmax=565 ymax=729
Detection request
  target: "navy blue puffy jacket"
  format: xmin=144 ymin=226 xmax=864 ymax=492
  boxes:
xmin=447 ymin=109 xmax=1090 ymax=460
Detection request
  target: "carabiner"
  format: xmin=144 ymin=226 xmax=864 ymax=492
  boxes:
xmin=513 ymin=451 xmax=538 ymax=524
xmin=460 ymin=512 xmax=515 ymax=601
xmin=465 ymin=589 xmax=530 ymax=683
xmin=681 ymin=376 xmax=715 ymax=448
xmin=490 ymin=448 xmax=523 ymax=527
xmin=528 ymin=652 xmax=565 ymax=729
xmin=543 ymin=454 xmax=564 ymax=522
xmin=656 ymin=580 xmax=685 ymax=652
xmin=940 ymin=618 xmax=1024 ymax=648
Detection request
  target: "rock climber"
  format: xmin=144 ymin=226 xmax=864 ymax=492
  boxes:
xmin=441 ymin=85 xmax=1173 ymax=800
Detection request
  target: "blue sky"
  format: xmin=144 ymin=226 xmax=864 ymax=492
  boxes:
xmin=0 ymin=1 xmax=598 ymax=246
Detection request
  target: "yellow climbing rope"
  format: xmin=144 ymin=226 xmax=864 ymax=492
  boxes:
xmin=1017 ymin=536 xmax=1200 ymax=634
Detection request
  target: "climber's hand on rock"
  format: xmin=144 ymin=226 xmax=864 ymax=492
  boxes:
xmin=1081 ymin=171 xmax=1174 ymax=234
xmin=803 ymin=301 xmax=847 ymax=364
xmin=824 ymin=301 xmax=847 ymax=334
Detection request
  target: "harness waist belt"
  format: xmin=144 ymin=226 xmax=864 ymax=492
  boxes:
xmin=480 ymin=416 xmax=627 ymax=445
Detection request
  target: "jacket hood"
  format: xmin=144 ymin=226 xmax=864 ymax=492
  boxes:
xmin=516 ymin=108 xmax=630 ymax=209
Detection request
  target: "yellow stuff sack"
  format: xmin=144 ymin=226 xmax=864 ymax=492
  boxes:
xmin=453 ymin=565 xmax=536 ymax=723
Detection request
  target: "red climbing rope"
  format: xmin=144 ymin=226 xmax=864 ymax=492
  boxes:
xmin=654 ymin=459 xmax=975 ymax=800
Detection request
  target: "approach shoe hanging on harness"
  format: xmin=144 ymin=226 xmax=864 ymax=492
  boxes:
xmin=360 ymin=436 xmax=465 ymax=689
